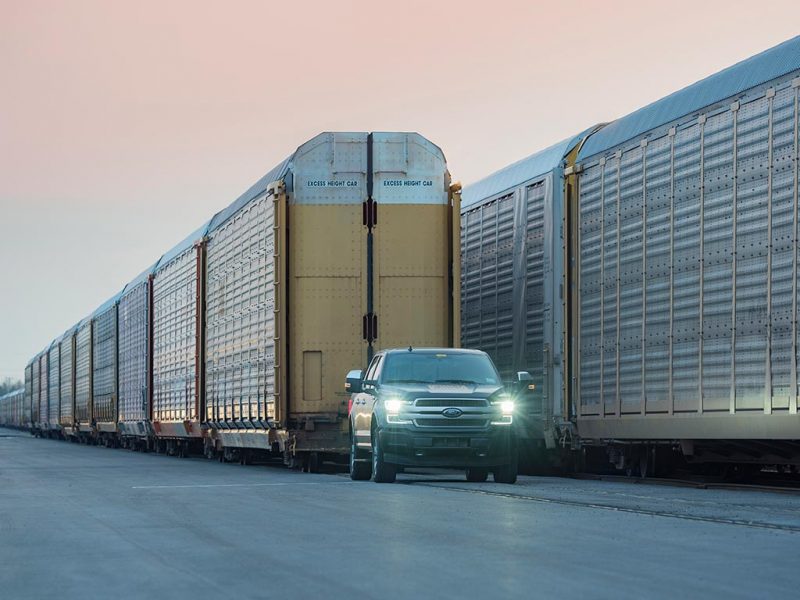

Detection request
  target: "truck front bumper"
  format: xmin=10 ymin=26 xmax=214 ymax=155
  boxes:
xmin=378 ymin=426 xmax=515 ymax=468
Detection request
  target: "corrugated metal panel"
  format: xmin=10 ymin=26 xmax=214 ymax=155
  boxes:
xmin=118 ymin=279 xmax=150 ymax=431
xmin=152 ymin=240 xmax=202 ymax=426
xmin=577 ymin=74 xmax=800 ymax=425
xmin=578 ymin=158 xmax=603 ymax=413
xmin=24 ymin=363 xmax=32 ymax=427
xmin=48 ymin=343 xmax=59 ymax=426
xmin=92 ymin=303 xmax=118 ymax=425
xmin=461 ymin=192 xmax=516 ymax=378
xmin=205 ymin=193 xmax=275 ymax=426
xmin=522 ymin=181 xmax=547 ymax=397
xmin=59 ymin=330 xmax=75 ymax=426
xmin=580 ymin=36 xmax=800 ymax=160
xmin=461 ymin=127 xmax=577 ymax=434
xmin=39 ymin=352 xmax=48 ymax=426
xmin=644 ymin=135 xmax=672 ymax=411
xmin=74 ymin=320 xmax=92 ymax=426
xmin=462 ymin=130 xmax=594 ymax=210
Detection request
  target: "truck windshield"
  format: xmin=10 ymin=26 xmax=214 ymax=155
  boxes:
xmin=381 ymin=352 xmax=500 ymax=385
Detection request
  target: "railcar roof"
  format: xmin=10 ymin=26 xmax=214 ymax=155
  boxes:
xmin=462 ymin=129 xmax=594 ymax=211
xmin=579 ymin=35 xmax=800 ymax=160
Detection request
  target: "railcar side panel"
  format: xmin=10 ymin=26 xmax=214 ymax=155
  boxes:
xmin=576 ymin=75 xmax=800 ymax=439
xmin=39 ymin=353 xmax=48 ymax=429
xmin=92 ymin=305 xmax=118 ymax=431
xmin=118 ymin=280 xmax=151 ymax=436
xmin=24 ymin=363 xmax=32 ymax=428
xmin=152 ymin=244 xmax=203 ymax=438
xmin=60 ymin=333 xmax=75 ymax=429
xmin=205 ymin=194 xmax=275 ymax=430
xmin=48 ymin=344 xmax=60 ymax=429
xmin=74 ymin=321 xmax=93 ymax=431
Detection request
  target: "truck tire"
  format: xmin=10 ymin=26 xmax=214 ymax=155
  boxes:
xmin=350 ymin=433 xmax=372 ymax=481
xmin=465 ymin=468 xmax=489 ymax=482
xmin=371 ymin=428 xmax=396 ymax=484
xmin=493 ymin=451 xmax=518 ymax=484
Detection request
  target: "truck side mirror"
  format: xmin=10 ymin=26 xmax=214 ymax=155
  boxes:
xmin=345 ymin=370 xmax=364 ymax=394
xmin=516 ymin=371 xmax=535 ymax=391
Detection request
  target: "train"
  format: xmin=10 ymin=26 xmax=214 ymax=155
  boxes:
xmin=462 ymin=35 xmax=800 ymax=474
xmin=10 ymin=132 xmax=461 ymax=469
xmin=4 ymin=36 xmax=800 ymax=477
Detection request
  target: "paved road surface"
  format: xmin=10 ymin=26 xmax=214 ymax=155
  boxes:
xmin=1 ymin=428 xmax=797 ymax=599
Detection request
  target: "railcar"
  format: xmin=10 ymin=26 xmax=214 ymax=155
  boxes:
xmin=46 ymin=336 xmax=61 ymax=437
xmin=463 ymin=35 xmax=800 ymax=473
xmin=21 ymin=131 xmax=459 ymax=468
xmin=117 ymin=264 xmax=157 ymax=448
xmin=59 ymin=324 xmax=78 ymax=437
xmin=0 ymin=388 xmax=25 ymax=428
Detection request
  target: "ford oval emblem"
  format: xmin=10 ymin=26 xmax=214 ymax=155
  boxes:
xmin=442 ymin=407 xmax=463 ymax=418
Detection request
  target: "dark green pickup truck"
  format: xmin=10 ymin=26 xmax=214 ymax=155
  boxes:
xmin=346 ymin=348 xmax=529 ymax=484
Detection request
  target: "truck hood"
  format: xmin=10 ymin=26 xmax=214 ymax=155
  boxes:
xmin=378 ymin=382 xmax=505 ymax=398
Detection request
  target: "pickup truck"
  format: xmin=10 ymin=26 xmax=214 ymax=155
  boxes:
xmin=346 ymin=348 xmax=529 ymax=484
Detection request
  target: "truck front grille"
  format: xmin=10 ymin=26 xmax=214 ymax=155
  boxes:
xmin=413 ymin=418 xmax=489 ymax=428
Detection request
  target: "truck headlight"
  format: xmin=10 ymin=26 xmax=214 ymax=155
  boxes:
xmin=384 ymin=398 xmax=404 ymax=414
xmin=384 ymin=398 xmax=411 ymax=424
xmin=491 ymin=397 xmax=514 ymax=425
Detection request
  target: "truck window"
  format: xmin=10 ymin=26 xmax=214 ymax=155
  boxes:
xmin=365 ymin=355 xmax=382 ymax=382
xmin=382 ymin=353 xmax=500 ymax=385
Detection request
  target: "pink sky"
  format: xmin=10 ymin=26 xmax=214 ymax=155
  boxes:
xmin=1 ymin=0 xmax=799 ymax=379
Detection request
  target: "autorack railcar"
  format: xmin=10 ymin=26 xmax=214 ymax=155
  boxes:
xmin=20 ymin=131 xmax=460 ymax=468
xmin=463 ymin=35 xmax=800 ymax=473
xmin=0 ymin=388 xmax=25 ymax=428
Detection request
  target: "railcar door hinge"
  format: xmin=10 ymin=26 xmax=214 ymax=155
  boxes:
xmin=362 ymin=313 xmax=378 ymax=342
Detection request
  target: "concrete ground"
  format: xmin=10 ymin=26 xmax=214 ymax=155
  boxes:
xmin=0 ymin=427 xmax=797 ymax=599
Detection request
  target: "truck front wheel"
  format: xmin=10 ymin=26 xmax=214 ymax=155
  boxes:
xmin=371 ymin=428 xmax=397 ymax=484
xmin=349 ymin=432 xmax=372 ymax=481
